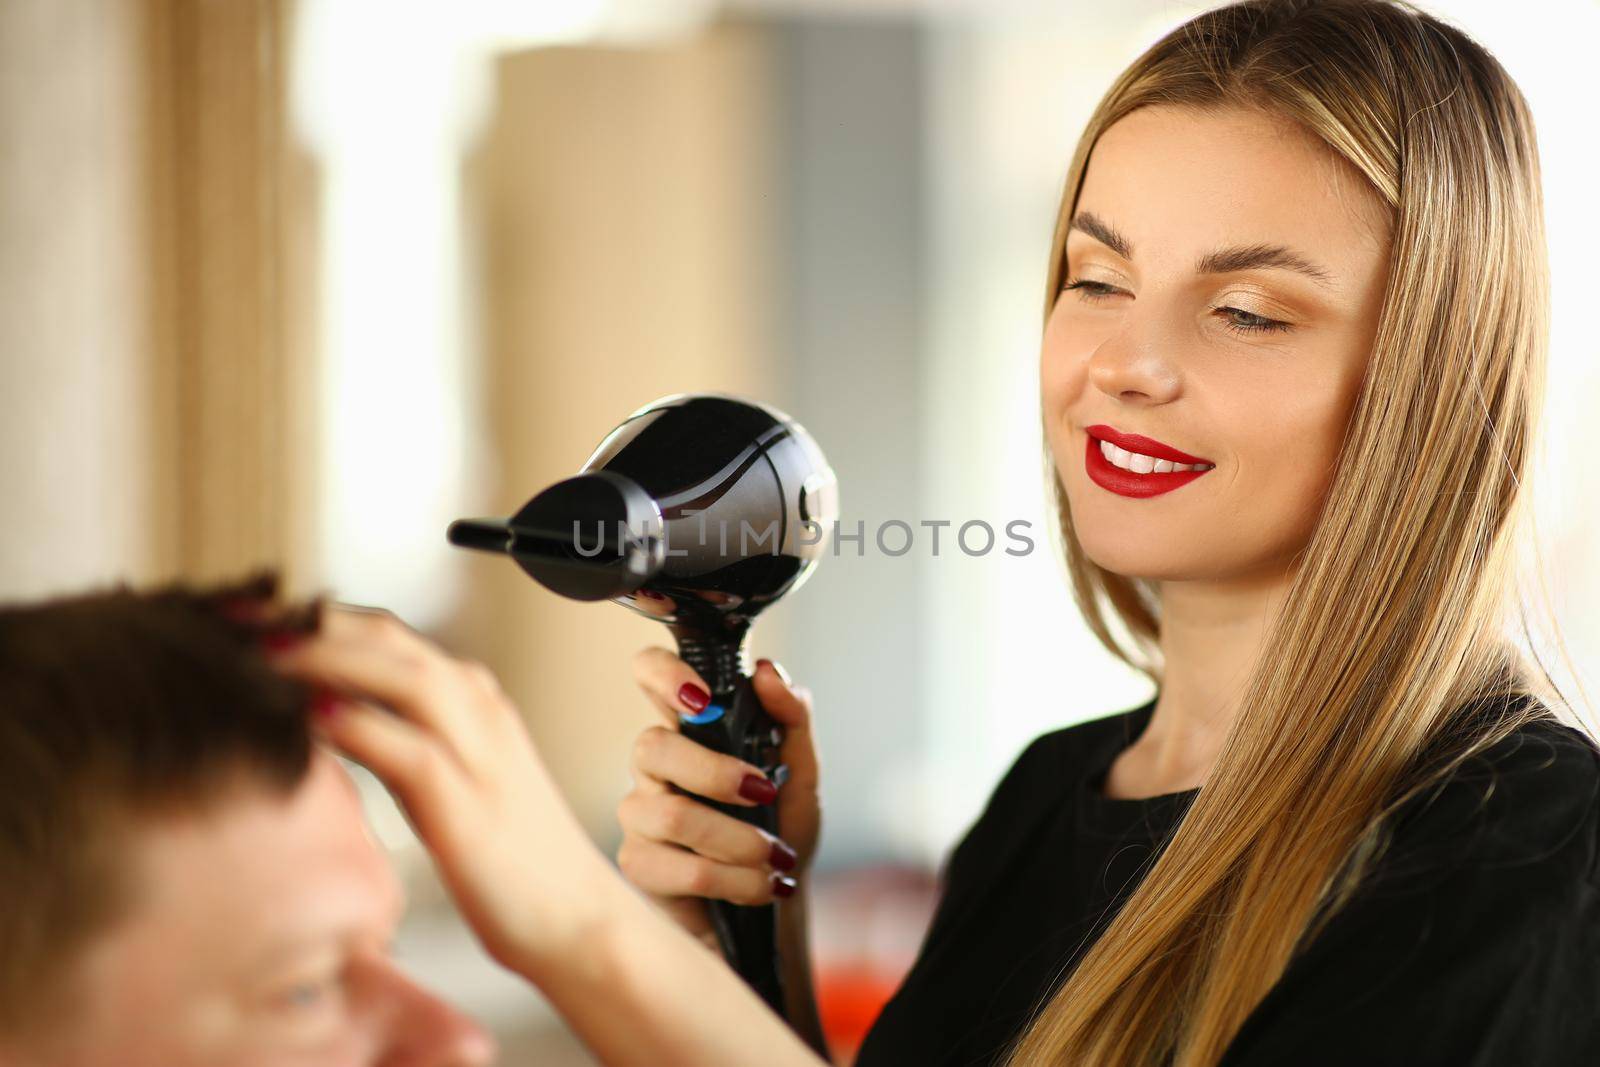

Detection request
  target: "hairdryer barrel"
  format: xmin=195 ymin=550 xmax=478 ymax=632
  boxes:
xmin=446 ymin=393 xmax=838 ymax=1017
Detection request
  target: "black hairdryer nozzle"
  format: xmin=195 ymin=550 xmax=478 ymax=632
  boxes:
xmin=448 ymin=469 xmax=665 ymax=601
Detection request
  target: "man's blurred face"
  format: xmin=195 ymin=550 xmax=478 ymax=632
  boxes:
xmin=11 ymin=751 xmax=495 ymax=1067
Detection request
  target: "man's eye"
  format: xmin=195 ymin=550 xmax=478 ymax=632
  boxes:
xmin=272 ymin=975 xmax=340 ymax=1012
xmin=287 ymin=983 xmax=325 ymax=1006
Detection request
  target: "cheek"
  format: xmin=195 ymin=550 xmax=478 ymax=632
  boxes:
xmin=1040 ymin=299 xmax=1096 ymax=449
xmin=48 ymin=917 xmax=209 ymax=1065
xmin=1040 ymin=298 xmax=1088 ymax=394
xmin=1226 ymin=358 xmax=1363 ymax=545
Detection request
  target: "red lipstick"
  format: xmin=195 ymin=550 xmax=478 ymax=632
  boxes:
xmin=1083 ymin=424 xmax=1213 ymax=499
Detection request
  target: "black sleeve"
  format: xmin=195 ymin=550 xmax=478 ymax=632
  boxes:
xmin=1220 ymin=727 xmax=1600 ymax=1066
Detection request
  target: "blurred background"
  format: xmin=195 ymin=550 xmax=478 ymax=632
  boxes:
xmin=2 ymin=0 xmax=1597 ymax=1061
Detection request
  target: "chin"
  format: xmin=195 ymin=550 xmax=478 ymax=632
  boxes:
xmin=1072 ymin=527 xmax=1179 ymax=581
xmin=1071 ymin=514 xmax=1246 ymax=582
xmin=1079 ymin=547 xmax=1194 ymax=582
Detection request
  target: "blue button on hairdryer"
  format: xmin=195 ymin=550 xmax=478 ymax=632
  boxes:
xmin=446 ymin=393 xmax=838 ymax=1017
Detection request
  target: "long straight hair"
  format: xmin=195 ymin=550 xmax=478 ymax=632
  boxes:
xmin=1008 ymin=1 xmax=1584 ymax=1063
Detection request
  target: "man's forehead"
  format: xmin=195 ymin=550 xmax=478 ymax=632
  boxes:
xmin=113 ymin=751 xmax=405 ymax=972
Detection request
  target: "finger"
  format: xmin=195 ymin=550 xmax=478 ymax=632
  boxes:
xmin=617 ymin=791 xmax=797 ymax=871
xmin=313 ymin=697 xmax=468 ymax=842
xmin=616 ymin=837 xmax=792 ymax=907
xmin=750 ymin=659 xmax=811 ymax=728
xmin=629 ymin=725 xmax=776 ymax=807
xmin=631 ymin=646 xmax=713 ymax=725
xmin=272 ymin=605 xmax=507 ymax=774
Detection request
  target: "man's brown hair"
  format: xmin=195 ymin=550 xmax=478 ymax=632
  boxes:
xmin=0 ymin=570 xmax=323 ymax=1030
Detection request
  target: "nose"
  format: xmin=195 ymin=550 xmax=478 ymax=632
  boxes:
xmin=368 ymin=957 xmax=499 ymax=1067
xmin=1085 ymin=308 xmax=1183 ymax=405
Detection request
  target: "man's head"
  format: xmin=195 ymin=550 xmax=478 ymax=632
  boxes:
xmin=0 ymin=574 xmax=494 ymax=1066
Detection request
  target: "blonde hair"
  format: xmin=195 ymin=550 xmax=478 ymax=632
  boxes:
xmin=1012 ymin=1 xmax=1586 ymax=1063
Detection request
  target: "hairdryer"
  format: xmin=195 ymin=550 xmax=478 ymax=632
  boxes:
xmin=446 ymin=392 xmax=837 ymax=1017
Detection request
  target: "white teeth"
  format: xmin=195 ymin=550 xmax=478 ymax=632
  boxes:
xmin=1098 ymin=438 xmax=1213 ymax=474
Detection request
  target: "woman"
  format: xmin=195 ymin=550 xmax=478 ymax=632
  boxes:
xmin=273 ymin=0 xmax=1600 ymax=1064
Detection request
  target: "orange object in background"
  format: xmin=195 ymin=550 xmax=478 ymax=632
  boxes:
xmin=816 ymin=961 xmax=907 ymax=1065
xmin=808 ymin=863 xmax=942 ymax=1064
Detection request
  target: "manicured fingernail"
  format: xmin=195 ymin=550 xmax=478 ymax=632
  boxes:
xmin=218 ymin=597 xmax=263 ymax=623
xmin=637 ymin=589 xmax=663 ymax=600
xmin=310 ymin=691 xmax=342 ymax=719
xmin=261 ymin=630 xmax=304 ymax=653
xmin=769 ymin=839 xmax=798 ymax=872
xmin=756 ymin=658 xmax=792 ymax=686
xmin=771 ymin=873 xmax=797 ymax=898
xmin=677 ymin=682 xmax=710 ymax=713
xmin=739 ymin=773 xmax=778 ymax=805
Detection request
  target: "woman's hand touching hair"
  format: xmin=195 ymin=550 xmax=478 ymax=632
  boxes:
xmin=265 ymin=603 xmax=610 ymax=972
xmin=262 ymin=602 xmax=825 ymax=1067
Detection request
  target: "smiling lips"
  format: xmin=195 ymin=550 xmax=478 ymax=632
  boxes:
xmin=1083 ymin=423 xmax=1214 ymax=499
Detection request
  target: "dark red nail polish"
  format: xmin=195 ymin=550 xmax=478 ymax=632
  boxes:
xmin=771 ymin=873 xmax=797 ymax=898
xmin=261 ymin=630 xmax=304 ymax=653
xmin=218 ymin=597 xmax=262 ymax=623
xmin=739 ymin=774 xmax=778 ymax=805
xmin=310 ymin=691 xmax=342 ymax=719
xmin=678 ymin=682 xmax=710 ymax=713
xmin=637 ymin=589 xmax=662 ymax=600
xmin=769 ymin=839 xmax=798 ymax=872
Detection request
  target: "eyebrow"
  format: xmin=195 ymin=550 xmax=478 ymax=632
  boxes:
xmin=1068 ymin=211 xmax=1337 ymax=290
xmin=248 ymin=916 xmax=401 ymax=982
xmin=246 ymin=881 xmax=408 ymax=977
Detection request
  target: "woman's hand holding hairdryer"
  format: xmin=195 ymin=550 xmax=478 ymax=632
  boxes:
xmin=617 ymin=649 xmax=823 ymax=945
xmin=267 ymin=604 xmax=823 ymax=1067
xmin=617 ymin=649 xmax=830 ymax=1055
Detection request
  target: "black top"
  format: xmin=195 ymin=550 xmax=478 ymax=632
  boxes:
xmin=854 ymin=695 xmax=1600 ymax=1066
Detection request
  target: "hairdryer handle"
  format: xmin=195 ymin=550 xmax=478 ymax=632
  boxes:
xmin=671 ymin=672 xmax=788 ymax=1017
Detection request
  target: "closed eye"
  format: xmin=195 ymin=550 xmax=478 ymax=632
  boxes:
xmin=1061 ymin=278 xmax=1124 ymax=306
xmin=1061 ymin=277 xmax=1293 ymax=336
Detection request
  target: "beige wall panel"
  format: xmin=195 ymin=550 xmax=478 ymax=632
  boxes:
xmin=0 ymin=0 xmax=150 ymax=598
xmin=0 ymin=0 xmax=314 ymax=598
xmin=457 ymin=21 xmax=782 ymax=840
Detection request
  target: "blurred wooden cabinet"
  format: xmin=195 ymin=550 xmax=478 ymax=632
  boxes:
xmin=144 ymin=0 xmax=318 ymax=585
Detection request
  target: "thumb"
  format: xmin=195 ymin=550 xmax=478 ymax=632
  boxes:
xmin=752 ymin=659 xmax=819 ymax=793
xmin=752 ymin=659 xmax=819 ymax=799
xmin=751 ymin=658 xmax=813 ymax=731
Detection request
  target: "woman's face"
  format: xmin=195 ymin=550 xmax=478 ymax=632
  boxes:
xmin=1042 ymin=104 xmax=1392 ymax=584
